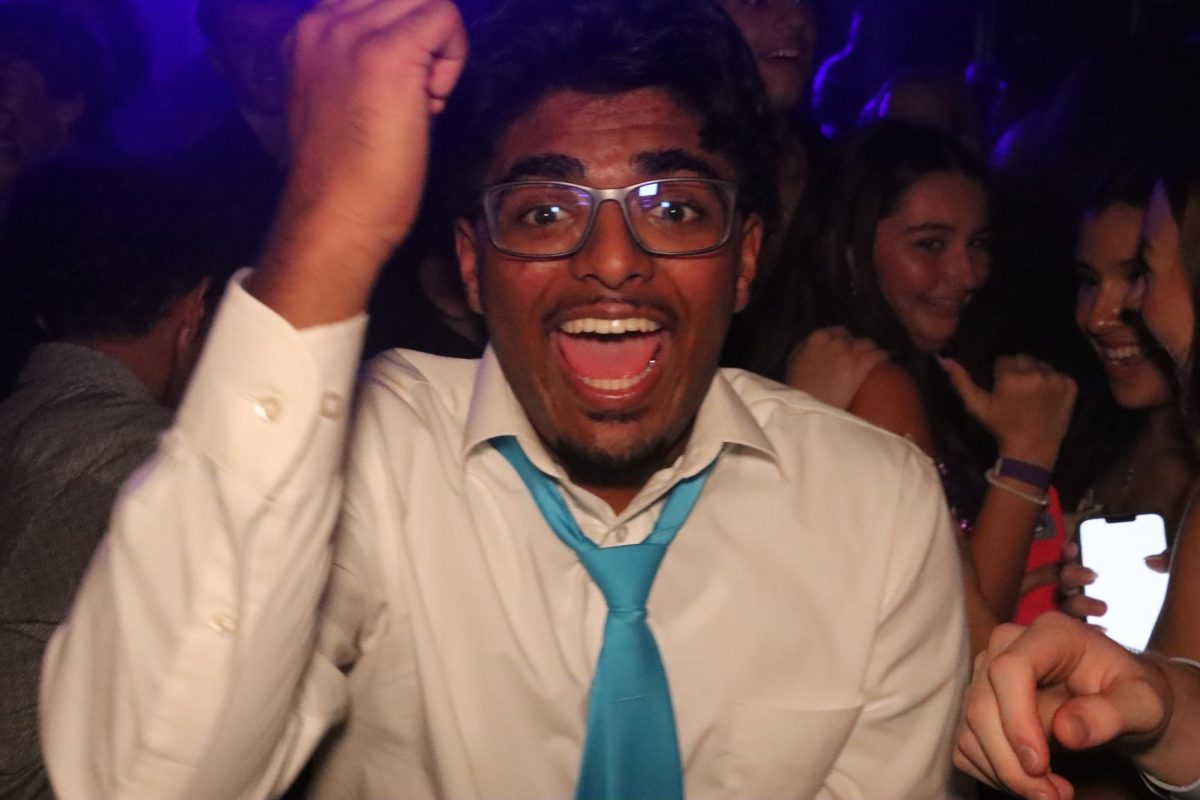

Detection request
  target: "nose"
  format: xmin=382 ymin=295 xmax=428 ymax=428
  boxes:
xmin=1084 ymin=282 xmax=1123 ymax=334
xmin=947 ymin=244 xmax=988 ymax=292
xmin=569 ymin=200 xmax=654 ymax=289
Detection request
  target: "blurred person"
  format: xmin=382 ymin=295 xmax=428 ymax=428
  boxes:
xmin=1057 ymin=164 xmax=1197 ymax=621
xmin=749 ymin=120 xmax=1077 ymax=655
xmin=810 ymin=0 xmax=890 ymax=137
xmin=859 ymin=68 xmax=985 ymax=155
xmin=716 ymin=0 xmax=824 ymax=367
xmin=0 ymin=157 xmax=230 ymax=800
xmin=197 ymin=0 xmax=313 ymax=164
xmin=40 ymin=1 xmax=968 ymax=798
xmin=716 ymin=0 xmax=817 ymax=114
xmin=0 ymin=2 xmax=113 ymax=208
xmin=955 ymin=151 xmax=1200 ymax=800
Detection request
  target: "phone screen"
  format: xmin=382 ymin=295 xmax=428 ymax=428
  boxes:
xmin=1079 ymin=513 xmax=1169 ymax=652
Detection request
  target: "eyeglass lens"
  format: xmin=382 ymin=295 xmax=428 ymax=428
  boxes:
xmin=487 ymin=181 xmax=732 ymax=256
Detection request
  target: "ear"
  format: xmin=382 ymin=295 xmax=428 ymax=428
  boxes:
xmin=455 ymin=217 xmax=485 ymax=315
xmin=177 ymin=278 xmax=212 ymax=347
xmin=734 ymin=214 xmax=762 ymax=313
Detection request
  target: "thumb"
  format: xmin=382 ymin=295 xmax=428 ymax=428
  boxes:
xmin=938 ymin=356 xmax=991 ymax=418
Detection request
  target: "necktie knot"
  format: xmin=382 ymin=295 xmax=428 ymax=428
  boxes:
xmin=578 ymin=543 xmax=667 ymax=613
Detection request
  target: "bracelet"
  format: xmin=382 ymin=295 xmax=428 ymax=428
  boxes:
xmin=993 ymin=457 xmax=1053 ymax=491
xmin=985 ymin=467 xmax=1049 ymax=507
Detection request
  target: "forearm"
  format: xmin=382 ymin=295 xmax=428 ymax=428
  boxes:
xmin=1151 ymin=485 xmax=1200 ymax=658
xmin=968 ymin=472 xmax=1049 ymax=622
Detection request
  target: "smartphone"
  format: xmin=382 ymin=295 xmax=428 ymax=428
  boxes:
xmin=1078 ymin=513 xmax=1169 ymax=652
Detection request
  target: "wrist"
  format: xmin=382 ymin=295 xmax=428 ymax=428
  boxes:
xmin=996 ymin=442 xmax=1058 ymax=472
xmin=1127 ymin=657 xmax=1198 ymax=787
xmin=992 ymin=456 xmax=1053 ymax=491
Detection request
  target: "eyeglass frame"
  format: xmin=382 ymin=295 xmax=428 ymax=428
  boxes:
xmin=478 ymin=177 xmax=742 ymax=259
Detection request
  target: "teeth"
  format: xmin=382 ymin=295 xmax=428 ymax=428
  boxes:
xmin=559 ymin=318 xmax=661 ymax=335
xmin=1103 ymin=345 xmax=1142 ymax=362
xmin=579 ymin=360 xmax=657 ymax=391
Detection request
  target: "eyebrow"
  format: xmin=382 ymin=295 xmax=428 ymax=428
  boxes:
xmin=497 ymin=154 xmax=586 ymax=183
xmin=904 ymin=222 xmax=992 ymax=236
xmin=904 ymin=222 xmax=956 ymax=234
xmin=632 ymin=149 xmax=722 ymax=179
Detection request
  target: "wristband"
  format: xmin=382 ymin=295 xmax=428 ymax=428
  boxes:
xmin=984 ymin=467 xmax=1049 ymax=507
xmin=993 ymin=457 xmax=1052 ymax=491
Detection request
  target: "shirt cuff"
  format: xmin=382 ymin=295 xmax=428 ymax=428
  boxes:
xmin=175 ymin=268 xmax=367 ymax=498
xmin=1141 ymin=658 xmax=1200 ymax=798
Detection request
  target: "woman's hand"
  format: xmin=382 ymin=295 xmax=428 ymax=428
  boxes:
xmin=786 ymin=326 xmax=887 ymax=409
xmin=940 ymin=355 xmax=1077 ymax=468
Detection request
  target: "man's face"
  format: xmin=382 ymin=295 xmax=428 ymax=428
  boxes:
xmin=209 ymin=1 xmax=304 ymax=116
xmin=718 ymin=0 xmax=817 ymax=112
xmin=457 ymin=88 xmax=760 ymax=486
xmin=0 ymin=52 xmax=84 ymax=193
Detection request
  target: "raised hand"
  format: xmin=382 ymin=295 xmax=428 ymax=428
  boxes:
xmin=253 ymin=0 xmax=468 ymax=327
xmin=939 ymin=355 xmax=1077 ymax=468
xmin=785 ymin=326 xmax=888 ymax=409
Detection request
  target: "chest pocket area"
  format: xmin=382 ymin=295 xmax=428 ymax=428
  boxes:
xmin=707 ymin=702 xmax=863 ymax=799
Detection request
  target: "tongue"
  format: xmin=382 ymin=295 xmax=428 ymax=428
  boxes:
xmin=556 ymin=332 xmax=661 ymax=380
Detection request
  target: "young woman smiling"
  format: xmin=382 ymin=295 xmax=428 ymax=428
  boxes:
xmin=751 ymin=120 xmax=1077 ymax=654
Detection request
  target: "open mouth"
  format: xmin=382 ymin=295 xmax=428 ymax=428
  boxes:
xmin=554 ymin=317 xmax=666 ymax=394
xmin=1094 ymin=341 xmax=1145 ymax=366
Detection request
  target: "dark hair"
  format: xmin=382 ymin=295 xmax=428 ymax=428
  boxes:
xmin=1079 ymin=157 xmax=1164 ymax=219
xmin=434 ymin=0 xmax=781 ymax=235
xmin=195 ymin=0 xmax=314 ymax=40
xmin=793 ymin=120 xmax=987 ymax=361
xmin=0 ymin=2 xmax=114 ymax=140
xmin=0 ymin=157 xmax=236 ymax=340
xmin=1157 ymin=148 xmax=1200 ymax=436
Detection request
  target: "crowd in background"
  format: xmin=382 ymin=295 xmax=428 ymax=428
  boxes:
xmin=1 ymin=0 xmax=1200 ymax=798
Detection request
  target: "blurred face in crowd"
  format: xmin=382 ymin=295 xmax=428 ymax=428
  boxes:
xmin=1131 ymin=182 xmax=1194 ymax=368
xmin=0 ymin=51 xmax=84 ymax=192
xmin=1075 ymin=203 xmax=1173 ymax=409
xmin=718 ymin=0 xmax=817 ymax=112
xmin=456 ymin=88 xmax=760 ymax=492
xmin=208 ymin=0 xmax=306 ymax=116
xmin=872 ymin=171 xmax=990 ymax=353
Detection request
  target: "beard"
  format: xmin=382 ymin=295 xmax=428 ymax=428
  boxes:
xmin=548 ymin=424 xmax=681 ymax=490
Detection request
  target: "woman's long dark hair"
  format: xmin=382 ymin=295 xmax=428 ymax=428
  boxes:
xmin=1160 ymin=149 xmax=1200 ymax=440
xmin=746 ymin=121 xmax=994 ymax=501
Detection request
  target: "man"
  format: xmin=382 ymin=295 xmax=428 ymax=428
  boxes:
xmin=42 ymin=1 xmax=966 ymax=797
xmin=956 ymin=613 xmax=1200 ymax=799
xmin=0 ymin=2 xmax=111 ymax=205
xmin=0 ymin=159 xmax=221 ymax=799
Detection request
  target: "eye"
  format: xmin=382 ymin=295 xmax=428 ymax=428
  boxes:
xmin=968 ymin=235 xmax=992 ymax=253
xmin=517 ymin=204 xmax=569 ymax=227
xmin=648 ymin=199 xmax=701 ymax=224
xmin=913 ymin=237 xmax=946 ymax=254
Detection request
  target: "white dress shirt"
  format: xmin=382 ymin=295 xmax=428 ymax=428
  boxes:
xmin=42 ymin=277 xmax=968 ymax=799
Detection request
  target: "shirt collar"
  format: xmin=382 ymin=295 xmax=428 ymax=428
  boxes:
xmin=16 ymin=342 xmax=156 ymax=403
xmin=462 ymin=345 xmax=777 ymax=482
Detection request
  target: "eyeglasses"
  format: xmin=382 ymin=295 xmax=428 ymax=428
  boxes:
xmin=480 ymin=178 xmax=740 ymax=259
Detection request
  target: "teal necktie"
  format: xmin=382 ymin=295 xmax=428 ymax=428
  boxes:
xmin=493 ymin=436 xmax=714 ymax=800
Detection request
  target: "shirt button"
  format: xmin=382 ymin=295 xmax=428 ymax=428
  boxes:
xmin=613 ymin=524 xmax=628 ymax=543
xmin=320 ymin=391 xmax=343 ymax=420
xmin=253 ymin=396 xmax=282 ymax=422
xmin=209 ymin=613 xmax=238 ymax=635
